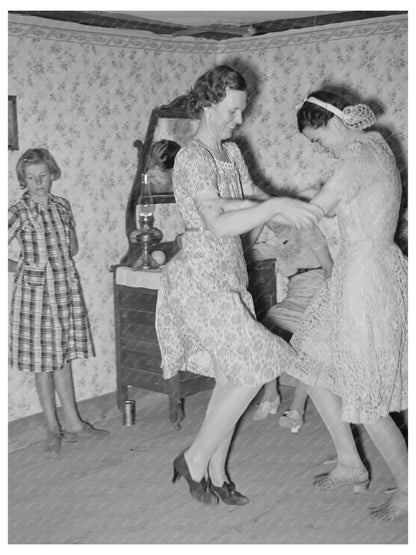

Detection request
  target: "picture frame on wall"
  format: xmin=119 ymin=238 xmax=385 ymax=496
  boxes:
xmin=8 ymin=95 xmax=18 ymax=150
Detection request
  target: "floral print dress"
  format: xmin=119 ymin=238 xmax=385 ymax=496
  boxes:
xmin=155 ymin=139 xmax=294 ymax=387
xmin=288 ymin=132 xmax=407 ymax=424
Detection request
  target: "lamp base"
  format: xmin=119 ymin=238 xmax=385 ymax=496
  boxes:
xmin=131 ymin=225 xmax=163 ymax=271
xmin=132 ymin=253 xmax=160 ymax=271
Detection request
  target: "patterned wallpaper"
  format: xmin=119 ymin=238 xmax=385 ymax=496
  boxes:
xmin=8 ymin=13 xmax=407 ymax=420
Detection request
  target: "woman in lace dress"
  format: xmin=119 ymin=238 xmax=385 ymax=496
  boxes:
xmin=287 ymin=91 xmax=407 ymax=520
xmin=155 ymin=66 xmax=321 ymax=505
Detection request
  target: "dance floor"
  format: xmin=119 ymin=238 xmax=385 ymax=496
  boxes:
xmin=8 ymin=385 xmax=408 ymax=544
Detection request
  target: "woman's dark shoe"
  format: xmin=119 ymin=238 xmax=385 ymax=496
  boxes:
xmin=210 ymin=481 xmax=249 ymax=505
xmin=172 ymin=452 xmax=218 ymax=505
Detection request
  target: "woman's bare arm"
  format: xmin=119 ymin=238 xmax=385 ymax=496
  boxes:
xmin=313 ymin=244 xmax=334 ymax=279
xmin=196 ymin=193 xmax=322 ymax=238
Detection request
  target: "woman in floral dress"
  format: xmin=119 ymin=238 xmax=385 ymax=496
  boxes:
xmin=155 ymin=66 xmax=321 ymax=505
xmin=287 ymin=91 xmax=407 ymax=520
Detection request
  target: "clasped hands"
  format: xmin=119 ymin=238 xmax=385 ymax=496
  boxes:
xmin=269 ymin=197 xmax=323 ymax=229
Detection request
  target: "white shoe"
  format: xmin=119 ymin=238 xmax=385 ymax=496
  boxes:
xmin=252 ymin=396 xmax=281 ymax=421
xmin=278 ymin=410 xmax=303 ymax=433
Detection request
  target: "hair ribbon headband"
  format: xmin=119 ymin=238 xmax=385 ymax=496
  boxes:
xmin=297 ymin=96 xmax=376 ymax=130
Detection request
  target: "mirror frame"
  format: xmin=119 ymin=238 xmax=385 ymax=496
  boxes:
xmin=121 ymin=94 xmax=198 ymax=266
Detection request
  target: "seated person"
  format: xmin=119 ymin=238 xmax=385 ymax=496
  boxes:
xmin=147 ymin=139 xmax=181 ymax=194
xmin=251 ymin=221 xmax=333 ymax=432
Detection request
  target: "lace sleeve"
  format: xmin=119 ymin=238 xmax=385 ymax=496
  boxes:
xmin=325 ymin=141 xmax=370 ymax=203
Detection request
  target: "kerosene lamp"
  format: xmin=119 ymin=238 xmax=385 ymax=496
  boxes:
xmin=131 ymin=173 xmax=163 ymax=270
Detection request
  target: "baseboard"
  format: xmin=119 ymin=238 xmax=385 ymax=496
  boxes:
xmin=9 ymin=376 xmax=297 ymax=452
xmin=8 ymin=388 xmax=167 ymax=453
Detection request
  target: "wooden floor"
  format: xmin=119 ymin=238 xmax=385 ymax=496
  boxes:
xmin=9 ymin=385 xmax=408 ymax=544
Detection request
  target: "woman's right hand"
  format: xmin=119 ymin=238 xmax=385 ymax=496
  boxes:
xmin=270 ymin=198 xmax=322 ymax=228
xmin=151 ymin=142 xmax=168 ymax=166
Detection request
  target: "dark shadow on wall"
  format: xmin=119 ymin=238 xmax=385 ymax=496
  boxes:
xmin=234 ymin=135 xmax=301 ymax=198
xmin=220 ymin=58 xmax=302 ymax=198
xmin=367 ymin=96 xmax=408 ymax=255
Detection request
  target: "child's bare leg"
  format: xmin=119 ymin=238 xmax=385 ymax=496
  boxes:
xmin=35 ymin=372 xmax=63 ymax=454
xmin=290 ymin=382 xmax=308 ymax=415
xmin=252 ymin=379 xmax=280 ymax=420
xmin=35 ymin=372 xmax=60 ymax=434
xmin=261 ymin=379 xmax=279 ymax=402
xmin=53 ymin=363 xmax=84 ymax=432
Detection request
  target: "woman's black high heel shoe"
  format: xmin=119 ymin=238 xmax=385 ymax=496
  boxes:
xmin=210 ymin=481 xmax=249 ymax=505
xmin=172 ymin=452 xmax=219 ymax=505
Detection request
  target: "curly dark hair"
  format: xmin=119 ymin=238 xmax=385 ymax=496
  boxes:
xmin=297 ymin=90 xmax=349 ymax=132
xmin=188 ymin=65 xmax=247 ymax=117
xmin=16 ymin=148 xmax=61 ymax=189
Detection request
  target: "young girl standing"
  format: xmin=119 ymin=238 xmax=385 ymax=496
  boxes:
xmin=8 ymin=148 xmax=108 ymax=455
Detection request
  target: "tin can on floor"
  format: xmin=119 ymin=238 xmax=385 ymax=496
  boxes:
xmin=123 ymin=400 xmax=136 ymax=426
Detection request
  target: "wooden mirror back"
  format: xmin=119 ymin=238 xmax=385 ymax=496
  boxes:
xmin=121 ymin=95 xmax=199 ymax=265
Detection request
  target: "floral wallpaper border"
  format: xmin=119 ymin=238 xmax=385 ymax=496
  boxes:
xmin=9 ymin=13 xmax=407 ymax=54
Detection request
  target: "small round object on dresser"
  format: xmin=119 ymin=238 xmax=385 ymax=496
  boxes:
xmin=151 ymin=250 xmax=166 ymax=265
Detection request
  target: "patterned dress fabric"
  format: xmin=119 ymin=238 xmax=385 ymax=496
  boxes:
xmin=288 ymin=132 xmax=408 ymax=424
xmin=8 ymin=192 xmax=94 ymax=372
xmin=155 ymin=139 xmax=295 ymax=387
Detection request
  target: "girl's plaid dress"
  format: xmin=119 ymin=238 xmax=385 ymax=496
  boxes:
xmin=8 ymin=192 xmax=94 ymax=372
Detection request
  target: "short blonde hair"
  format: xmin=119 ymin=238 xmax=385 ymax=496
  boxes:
xmin=16 ymin=148 xmax=61 ymax=188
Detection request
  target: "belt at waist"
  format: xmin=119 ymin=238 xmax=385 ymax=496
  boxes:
xmin=288 ymin=266 xmax=322 ymax=278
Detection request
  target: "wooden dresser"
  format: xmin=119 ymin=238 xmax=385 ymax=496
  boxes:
xmin=112 ymin=258 xmax=279 ymax=428
xmin=112 ymin=267 xmax=214 ymax=428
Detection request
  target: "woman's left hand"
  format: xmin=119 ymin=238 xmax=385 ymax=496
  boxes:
xmin=270 ymin=198 xmax=322 ymax=228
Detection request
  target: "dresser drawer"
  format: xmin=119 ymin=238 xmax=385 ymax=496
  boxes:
xmin=120 ymin=337 xmax=161 ymax=356
xmin=113 ymin=275 xmax=217 ymax=419
xmin=120 ymin=318 xmax=159 ymax=345
xmin=119 ymin=366 xmax=169 ymax=394
xmin=120 ymin=307 xmax=156 ymax=326
xmin=119 ymin=285 xmax=157 ymax=311
xmin=120 ymin=348 xmax=162 ymax=371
